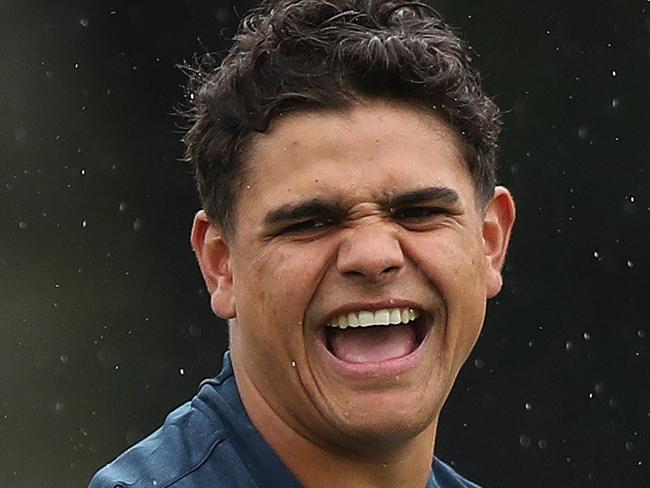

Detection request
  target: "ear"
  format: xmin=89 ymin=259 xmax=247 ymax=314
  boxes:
xmin=482 ymin=186 xmax=516 ymax=298
xmin=191 ymin=210 xmax=236 ymax=319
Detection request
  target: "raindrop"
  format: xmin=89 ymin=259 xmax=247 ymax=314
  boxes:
xmin=538 ymin=439 xmax=548 ymax=449
xmin=593 ymin=250 xmax=600 ymax=260
xmin=79 ymin=17 xmax=89 ymax=28
xmin=625 ymin=441 xmax=635 ymax=451
xmin=611 ymin=69 xmax=617 ymax=77
xmin=18 ymin=220 xmax=28 ymax=229
xmin=45 ymin=70 xmax=55 ymax=78
xmin=637 ymin=330 xmax=646 ymax=338
xmin=611 ymin=98 xmax=620 ymax=109
xmin=118 ymin=201 xmax=128 ymax=213
xmin=97 ymin=345 xmax=120 ymax=368
xmin=82 ymin=220 xmax=87 ymax=228
xmin=14 ymin=127 xmax=27 ymax=145
xmin=60 ymin=354 xmax=70 ymax=364
xmin=519 ymin=435 xmax=531 ymax=448
xmin=133 ymin=218 xmax=143 ymax=231
xmin=565 ymin=340 xmax=574 ymax=351
xmin=179 ymin=368 xmax=185 ymax=375
xmin=525 ymin=402 xmax=533 ymax=411
xmin=578 ymin=126 xmax=589 ymax=139
xmin=55 ymin=400 xmax=65 ymax=413
xmin=74 ymin=63 xmax=79 ymax=69
xmin=80 ymin=168 xmax=86 ymax=175
xmin=473 ymin=358 xmax=484 ymax=368
xmin=627 ymin=195 xmax=635 ymax=203
xmin=583 ymin=332 xmax=591 ymax=341
xmin=626 ymin=260 xmax=634 ymax=269
xmin=594 ymin=382 xmax=605 ymax=394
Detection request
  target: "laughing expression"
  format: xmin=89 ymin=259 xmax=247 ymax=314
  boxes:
xmin=194 ymin=100 xmax=514 ymax=453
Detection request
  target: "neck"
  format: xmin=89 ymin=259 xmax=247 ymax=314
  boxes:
xmin=233 ymin=356 xmax=438 ymax=488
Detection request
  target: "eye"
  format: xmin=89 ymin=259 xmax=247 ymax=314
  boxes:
xmin=392 ymin=206 xmax=445 ymax=227
xmin=281 ymin=218 xmax=335 ymax=235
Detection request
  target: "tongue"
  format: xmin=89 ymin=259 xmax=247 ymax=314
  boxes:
xmin=328 ymin=325 xmax=417 ymax=363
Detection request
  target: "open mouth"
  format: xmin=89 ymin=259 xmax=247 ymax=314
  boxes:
xmin=324 ymin=307 xmax=429 ymax=364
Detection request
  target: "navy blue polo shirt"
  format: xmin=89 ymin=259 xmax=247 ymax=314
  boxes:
xmin=89 ymin=352 xmax=481 ymax=488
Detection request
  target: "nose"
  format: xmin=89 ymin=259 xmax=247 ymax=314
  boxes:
xmin=336 ymin=224 xmax=405 ymax=282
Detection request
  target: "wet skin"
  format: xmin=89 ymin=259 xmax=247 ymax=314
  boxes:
xmin=192 ymin=101 xmax=515 ymax=487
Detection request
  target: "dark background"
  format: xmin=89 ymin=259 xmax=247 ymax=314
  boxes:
xmin=1 ymin=0 xmax=649 ymax=486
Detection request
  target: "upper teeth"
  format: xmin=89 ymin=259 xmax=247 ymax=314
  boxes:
xmin=327 ymin=308 xmax=420 ymax=329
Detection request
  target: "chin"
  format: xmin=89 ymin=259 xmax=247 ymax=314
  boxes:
xmin=327 ymin=391 xmax=441 ymax=451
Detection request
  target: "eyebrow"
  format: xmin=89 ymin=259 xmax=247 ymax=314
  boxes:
xmin=263 ymin=186 xmax=461 ymax=227
xmin=263 ymin=199 xmax=346 ymax=226
xmin=389 ymin=186 xmax=461 ymax=208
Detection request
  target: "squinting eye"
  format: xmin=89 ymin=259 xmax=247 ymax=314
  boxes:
xmin=393 ymin=207 xmax=443 ymax=222
xmin=282 ymin=218 xmax=334 ymax=234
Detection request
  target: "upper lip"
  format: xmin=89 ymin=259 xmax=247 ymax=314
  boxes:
xmin=320 ymin=298 xmax=426 ymax=328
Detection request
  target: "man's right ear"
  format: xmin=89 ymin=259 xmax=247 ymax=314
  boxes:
xmin=191 ymin=210 xmax=236 ymax=319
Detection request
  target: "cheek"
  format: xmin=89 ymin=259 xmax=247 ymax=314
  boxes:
xmin=235 ymin=244 xmax=331 ymax=325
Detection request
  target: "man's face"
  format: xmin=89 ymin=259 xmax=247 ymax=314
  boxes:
xmin=196 ymin=101 xmax=514 ymax=452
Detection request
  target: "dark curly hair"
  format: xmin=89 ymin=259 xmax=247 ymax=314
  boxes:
xmin=182 ymin=0 xmax=501 ymax=235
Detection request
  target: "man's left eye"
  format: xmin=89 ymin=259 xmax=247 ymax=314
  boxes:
xmin=393 ymin=206 xmax=443 ymax=222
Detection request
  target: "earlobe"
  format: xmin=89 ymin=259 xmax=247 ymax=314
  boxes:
xmin=482 ymin=187 xmax=516 ymax=298
xmin=191 ymin=210 xmax=236 ymax=319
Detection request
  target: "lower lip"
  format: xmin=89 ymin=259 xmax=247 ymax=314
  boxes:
xmin=316 ymin=318 xmax=432 ymax=379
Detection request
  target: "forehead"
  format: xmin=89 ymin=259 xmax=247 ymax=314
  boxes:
xmin=239 ymin=101 xmax=474 ymax=212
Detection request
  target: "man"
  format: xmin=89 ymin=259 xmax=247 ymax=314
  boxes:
xmin=90 ymin=1 xmax=515 ymax=487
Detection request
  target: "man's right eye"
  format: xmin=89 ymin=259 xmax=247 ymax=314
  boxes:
xmin=281 ymin=218 xmax=334 ymax=235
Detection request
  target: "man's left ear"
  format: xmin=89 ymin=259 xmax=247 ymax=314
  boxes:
xmin=482 ymin=186 xmax=516 ymax=298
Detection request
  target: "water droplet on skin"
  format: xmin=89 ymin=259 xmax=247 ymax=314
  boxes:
xmin=291 ymin=361 xmax=296 ymax=367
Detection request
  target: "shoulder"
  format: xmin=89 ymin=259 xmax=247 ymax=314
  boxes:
xmin=431 ymin=458 xmax=483 ymax=488
xmin=89 ymin=395 xmax=229 ymax=488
